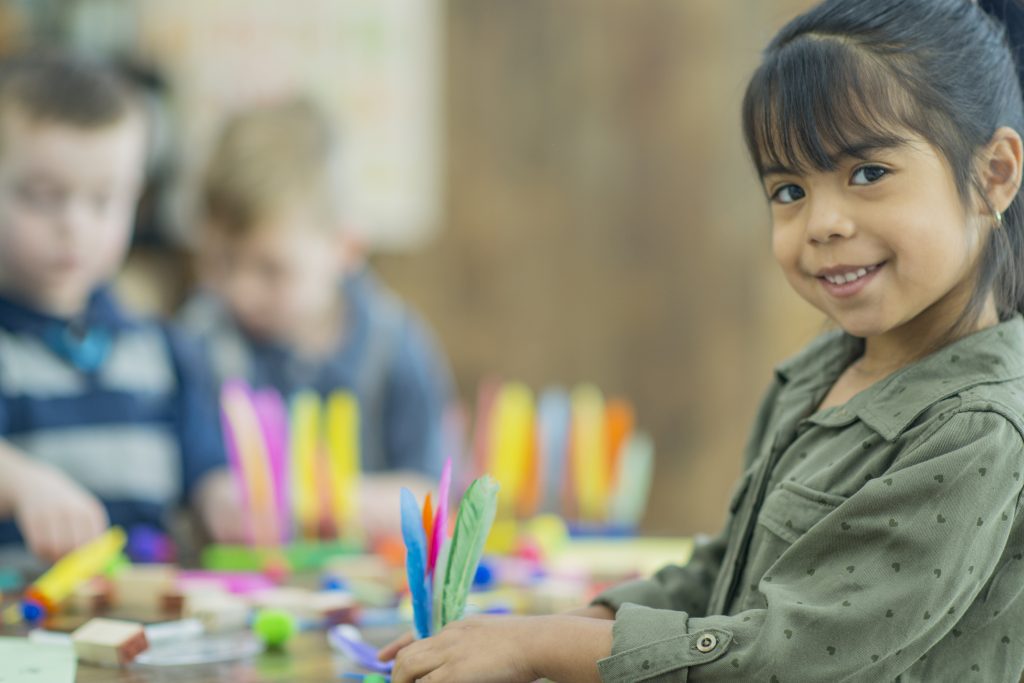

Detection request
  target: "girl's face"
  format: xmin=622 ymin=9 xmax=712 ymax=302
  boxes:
xmin=764 ymin=133 xmax=992 ymax=339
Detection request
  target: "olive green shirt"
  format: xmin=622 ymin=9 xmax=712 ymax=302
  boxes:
xmin=594 ymin=316 xmax=1024 ymax=682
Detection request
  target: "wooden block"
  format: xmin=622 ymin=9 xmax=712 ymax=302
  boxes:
xmin=67 ymin=577 xmax=113 ymax=615
xmin=159 ymin=590 xmax=184 ymax=616
xmin=305 ymin=591 xmax=357 ymax=626
xmin=112 ymin=564 xmax=177 ymax=610
xmin=182 ymin=591 xmax=250 ymax=633
xmin=71 ymin=617 xmax=149 ymax=666
xmin=248 ymin=587 xmax=357 ymax=625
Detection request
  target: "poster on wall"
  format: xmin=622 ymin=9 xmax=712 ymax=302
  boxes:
xmin=131 ymin=0 xmax=442 ymax=250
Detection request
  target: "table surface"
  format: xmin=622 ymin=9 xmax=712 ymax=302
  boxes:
xmin=0 ymin=602 xmax=401 ymax=683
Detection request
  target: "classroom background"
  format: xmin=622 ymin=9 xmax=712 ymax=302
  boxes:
xmin=0 ymin=0 xmax=824 ymax=538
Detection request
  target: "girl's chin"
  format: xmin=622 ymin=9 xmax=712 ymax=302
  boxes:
xmin=827 ymin=315 xmax=893 ymax=339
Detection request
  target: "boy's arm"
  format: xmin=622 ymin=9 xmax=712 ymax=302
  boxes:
xmin=381 ymin=315 xmax=453 ymax=478
xmin=163 ymin=325 xmax=243 ymax=542
xmin=0 ymin=439 xmax=108 ymax=561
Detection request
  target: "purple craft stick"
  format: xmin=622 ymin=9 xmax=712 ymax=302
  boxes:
xmin=328 ymin=625 xmax=394 ymax=674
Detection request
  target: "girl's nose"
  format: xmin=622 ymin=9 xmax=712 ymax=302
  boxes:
xmin=804 ymin=195 xmax=855 ymax=243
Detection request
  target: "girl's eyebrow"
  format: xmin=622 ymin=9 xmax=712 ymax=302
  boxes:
xmin=760 ymin=138 xmax=909 ymax=179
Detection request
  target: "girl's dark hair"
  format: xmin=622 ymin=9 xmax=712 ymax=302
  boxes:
xmin=742 ymin=0 xmax=1024 ymax=338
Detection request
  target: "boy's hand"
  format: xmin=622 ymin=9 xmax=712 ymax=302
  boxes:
xmin=11 ymin=460 xmax=108 ymax=562
xmin=193 ymin=469 xmax=247 ymax=544
xmin=388 ymin=614 xmax=612 ymax=683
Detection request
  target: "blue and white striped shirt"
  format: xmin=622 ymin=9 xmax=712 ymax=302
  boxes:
xmin=0 ymin=287 xmax=226 ymax=546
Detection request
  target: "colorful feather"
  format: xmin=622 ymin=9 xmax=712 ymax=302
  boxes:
xmin=422 ymin=493 xmax=434 ymax=549
xmin=400 ymin=488 xmax=431 ymax=638
xmin=429 ymin=458 xmax=452 ymax=574
xmin=439 ymin=475 xmax=500 ymax=627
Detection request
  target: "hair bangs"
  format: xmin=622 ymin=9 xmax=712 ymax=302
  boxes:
xmin=743 ymin=36 xmax=916 ymax=177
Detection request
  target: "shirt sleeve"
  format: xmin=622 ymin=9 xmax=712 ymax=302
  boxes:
xmin=596 ymin=409 xmax=1024 ymax=682
xmin=163 ymin=324 xmax=229 ymax=503
xmin=380 ymin=313 xmax=453 ymax=478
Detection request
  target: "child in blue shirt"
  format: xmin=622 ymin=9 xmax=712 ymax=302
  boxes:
xmin=0 ymin=54 xmax=240 ymax=562
xmin=179 ymin=98 xmax=452 ymax=538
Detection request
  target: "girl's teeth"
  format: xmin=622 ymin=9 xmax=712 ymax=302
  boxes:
xmin=825 ymin=265 xmax=877 ymax=285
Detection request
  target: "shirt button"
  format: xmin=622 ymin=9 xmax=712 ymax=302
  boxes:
xmin=696 ymin=633 xmax=718 ymax=653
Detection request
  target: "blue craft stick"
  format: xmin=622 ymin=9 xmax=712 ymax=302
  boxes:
xmin=537 ymin=388 xmax=571 ymax=514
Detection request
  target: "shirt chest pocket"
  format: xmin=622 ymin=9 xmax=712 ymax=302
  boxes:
xmin=757 ymin=480 xmax=846 ymax=545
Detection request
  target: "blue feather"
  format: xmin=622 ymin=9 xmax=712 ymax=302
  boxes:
xmin=400 ymin=487 xmax=432 ymax=638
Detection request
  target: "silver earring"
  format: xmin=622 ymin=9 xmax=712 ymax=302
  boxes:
xmin=996 ymin=210 xmax=1003 ymax=226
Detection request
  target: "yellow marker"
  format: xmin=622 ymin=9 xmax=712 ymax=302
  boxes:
xmin=290 ymin=391 xmax=323 ymax=540
xmin=24 ymin=526 xmax=126 ymax=616
xmin=222 ymin=388 xmax=280 ymax=546
xmin=325 ymin=391 xmax=361 ymax=540
xmin=489 ymin=383 xmax=534 ymax=518
xmin=571 ymin=384 xmax=608 ymax=522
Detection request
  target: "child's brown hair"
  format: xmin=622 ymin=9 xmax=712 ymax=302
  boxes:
xmin=0 ymin=52 xmax=138 ymax=135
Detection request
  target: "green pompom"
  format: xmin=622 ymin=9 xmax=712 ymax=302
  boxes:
xmin=253 ymin=608 xmax=297 ymax=648
xmin=364 ymin=675 xmax=389 ymax=683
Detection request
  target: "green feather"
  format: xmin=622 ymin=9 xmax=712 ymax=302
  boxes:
xmin=440 ymin=476 xmax=500 ymax=627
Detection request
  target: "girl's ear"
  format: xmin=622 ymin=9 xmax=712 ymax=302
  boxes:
xmin=981 ymin=126 xmax=1024 ymax=220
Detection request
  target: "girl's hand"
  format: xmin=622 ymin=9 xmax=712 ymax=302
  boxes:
xmin=10 ymin=460 xmax=108 ymax=562
xmin=389 ymin=614 xmax=612 ymax=683
xmin=377 ymin=604 xmax=616 ymax=664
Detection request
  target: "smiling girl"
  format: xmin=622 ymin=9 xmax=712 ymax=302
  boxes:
xmin=383 ymin=1 xmax=1024 ymax=680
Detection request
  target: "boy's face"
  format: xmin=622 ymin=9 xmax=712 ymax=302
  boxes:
xmin=764 ymin=132 xmax=993 ymax=340
xmin=207 ymin=205 xmax=347 ymax=344
xmin=0 ymin=106 xmax=145 ymax=316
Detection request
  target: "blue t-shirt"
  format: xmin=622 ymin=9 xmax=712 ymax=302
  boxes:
xmin=0 ymin=287 xmax=226 ymax=546
xmin=178 ymin=268 xmax=452 ymax=479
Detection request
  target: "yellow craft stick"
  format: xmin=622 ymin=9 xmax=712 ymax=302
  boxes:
xmin=325 ymin=391 xmax=361 ymax=540
xmin=222 ymin=388 xmax=280 ymax=546
xmin=571 ymin=384 xmax=608 ymax=522
xmin=24 ymin=526 xmax=126 ymax=615
xmin=488 ymin=383 xmax=534 ymax=518
xmin=290 ymin=391 xmax=323 ymax=541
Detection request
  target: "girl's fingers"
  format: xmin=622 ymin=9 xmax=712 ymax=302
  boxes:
xmin=378 ymin=631 xmax=416 ymax=661
xmin=392 ymin=640 xmax=444 ymax=683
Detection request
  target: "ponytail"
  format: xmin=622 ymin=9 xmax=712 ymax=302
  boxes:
xmin=979 ymin=0 xmax=1024 ymax=318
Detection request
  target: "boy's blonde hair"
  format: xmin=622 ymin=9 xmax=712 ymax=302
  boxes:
xmin=201 ymin=97 xmax=343 ymax=235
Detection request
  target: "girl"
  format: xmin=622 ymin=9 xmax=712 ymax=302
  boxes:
xmin=384 ymin=0 xmax=1024 ymax=680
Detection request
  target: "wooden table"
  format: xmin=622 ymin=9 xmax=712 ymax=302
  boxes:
xmin=1 ymin=601 xmax=401 ymax=683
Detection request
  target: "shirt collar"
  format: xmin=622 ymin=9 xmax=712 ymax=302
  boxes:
xmin=0 ymin=285 xmax=131 ymax=336
xmin=773 ymin=315 xmax=1024 ymax=441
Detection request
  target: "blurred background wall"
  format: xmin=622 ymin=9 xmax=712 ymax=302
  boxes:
xmin=0 ymin=0 xmax=826 ymax=536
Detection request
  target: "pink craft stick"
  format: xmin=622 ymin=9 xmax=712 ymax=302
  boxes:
xmin=252 ymin=388 xmax=291 ymax=543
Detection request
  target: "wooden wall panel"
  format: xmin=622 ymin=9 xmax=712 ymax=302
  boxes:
xmin=377 ymin=0 xmax=823 ymax=535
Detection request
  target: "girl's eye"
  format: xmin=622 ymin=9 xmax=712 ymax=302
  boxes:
xmin=851 ymin=165 xmax=887 ymax=185
xmin=772 ymin=184 xmax=805 ymax=204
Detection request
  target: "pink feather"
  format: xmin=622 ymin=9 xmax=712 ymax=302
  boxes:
xmin=429 ymin=457 xmax=452 ymax=574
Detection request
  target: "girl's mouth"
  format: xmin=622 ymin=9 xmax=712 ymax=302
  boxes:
xmin=817 ymin=262 xmax=886 ymax=299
